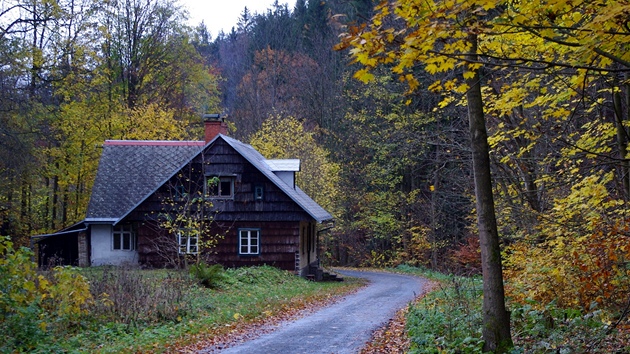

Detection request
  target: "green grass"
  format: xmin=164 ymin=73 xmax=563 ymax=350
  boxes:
xmin=393 ymin=265 xmax=629 ymax=354
xmin=19 ymin=265 xmax=362 ymax=353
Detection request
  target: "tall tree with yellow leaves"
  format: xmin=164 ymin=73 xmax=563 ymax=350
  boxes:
xmin=339 ymin=0 xmax=630 ymax=351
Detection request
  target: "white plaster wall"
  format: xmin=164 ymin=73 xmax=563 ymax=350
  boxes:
xmin=274 ymin=171 xmax=295 ymax=188
xmin=90 ymin=224 xmax=138 ymax=266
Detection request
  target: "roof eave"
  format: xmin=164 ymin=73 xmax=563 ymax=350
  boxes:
xmin=84 ymin=218 xmax=118 ymax=224
xmin=221 ymin=136 xmax=333 ymax=222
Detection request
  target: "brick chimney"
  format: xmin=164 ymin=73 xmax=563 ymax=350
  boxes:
xmin=203 ymin=114 xmax=228 ymax=143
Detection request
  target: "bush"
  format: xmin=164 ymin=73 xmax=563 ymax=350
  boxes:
xmin=400 ymin=265 xmax=629 ymax=353
xmin=189 ymin=262 xmax=224 ymax=289
xmin=0 ymin=237 xmax=92 ymax=352
xmin=504 ymin=172 xmax=630 ymax=313
xmin=510 ymin=299 xmax=615 ymax=353
xmin=85 ymin=266 xmax=195 ymax=325
xmin=406 ymin=276 xmax=484 ymax=354
xmin=447 ymin=235 xmax=482 ymax=275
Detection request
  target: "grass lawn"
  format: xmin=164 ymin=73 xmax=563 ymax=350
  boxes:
xmin=4 ymin=265 xmax=364 ymax=353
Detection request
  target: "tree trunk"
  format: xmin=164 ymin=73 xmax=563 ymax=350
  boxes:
xmin=613 ymin=75 xmax=630 ymax=198
xmin=465 ymin=34 xmax=513 ymax=353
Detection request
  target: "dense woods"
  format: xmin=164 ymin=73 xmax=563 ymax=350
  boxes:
xmin=2 ymin=0 xmax=630 ymax=349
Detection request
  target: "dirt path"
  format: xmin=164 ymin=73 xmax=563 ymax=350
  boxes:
xmin=198 ymin=270 xmax=429 ymax=354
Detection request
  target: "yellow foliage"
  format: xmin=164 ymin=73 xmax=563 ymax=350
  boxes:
xmin=1 ymin=238 xmax=93 ymax=337
xmin=249 ymin=115 xmax=341 ymax=218
xmin=44 ymin=267 xmax=93 ymax=319
xmin=505 ymin=173 xmax=630 ymax=312
xmin=118 ymin=104 xmax=192 ymax=141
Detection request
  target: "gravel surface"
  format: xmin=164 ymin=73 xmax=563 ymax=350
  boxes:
xmin=199 ymin=269 xmax=429 ymax=354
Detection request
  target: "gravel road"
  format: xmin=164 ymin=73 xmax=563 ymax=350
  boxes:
xmin=202 ymin=269 xmax=429 ymax=354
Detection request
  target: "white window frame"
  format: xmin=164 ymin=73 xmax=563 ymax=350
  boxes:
xmin=178 ymin=231 xmax=198 ymax=254
xmin=239 ymin=228 xmax=260 ymax=255
xmin=205 ymin=176 xmax=234 ymax=199
xmin=113 ymin=224 xmax=135 ymax=251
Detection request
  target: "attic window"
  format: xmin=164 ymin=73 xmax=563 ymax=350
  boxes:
xmin=205 ymin=176 xmax=234 ymax=199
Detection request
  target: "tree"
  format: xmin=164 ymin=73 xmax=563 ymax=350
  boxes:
xmin=148 ymin=158 xmax=222 ymax=268
xmin=338 ymin=1 xmax=514 ymax=351
xmin=0 ymin=0 xmax=221 ymax=242
xmin=340 ymin=0 xmax=630 ymax=350
xmin=249 ymin=115 xmax=340 ymax=217
xmin=331 ymin=72 xmax=471 ymax=268
xmin=235 ymin=48 xmax=322 ymax=137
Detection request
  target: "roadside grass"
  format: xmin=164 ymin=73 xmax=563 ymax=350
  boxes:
xmin=394 ymin=265 xmax=630 ymax=353
xmin=5 ymin=265 xmax=363 ymax=353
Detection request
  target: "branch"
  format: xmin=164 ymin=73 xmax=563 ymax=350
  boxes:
xmin=421 ymin=48 xmax=630 ymax=73
xmin=593 ymin=47 xmax=630 ymax=68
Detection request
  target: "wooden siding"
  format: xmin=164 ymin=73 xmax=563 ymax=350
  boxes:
xmin=135 ymin=220 xmax=300 ymax=271
xmin=127 ymin=139 xmax=312 ymax=270
xmin=128 ymin=138 xmax=311 ymax=223
xmin=210 ymin=221 xmax=300 ymax=271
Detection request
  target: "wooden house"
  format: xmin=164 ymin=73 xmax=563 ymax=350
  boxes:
xmin=33 ymin=116 xmax=333 ymax=277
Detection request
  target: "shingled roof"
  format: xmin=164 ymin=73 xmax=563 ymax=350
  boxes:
xmin=86 ymin=141 xmax=204 ymax=222
xmin=221 ymin=135 xmax=333 ymax=223
xmin=85 ymin=136 xmax=333 ymax=224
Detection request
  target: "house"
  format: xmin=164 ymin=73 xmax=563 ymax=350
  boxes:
xmin=33 ymin=116 xmax=333 ymax=277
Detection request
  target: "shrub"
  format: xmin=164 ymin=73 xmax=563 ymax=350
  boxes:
xmin=510 ymin=299 xmax=616 ymax=352
xmin=448 ymin=235 xmax=482 ymax=275
xmin=401 ymin=265 xmax=628 ymax=353
xmin=406 ymin=276 xmax=484 ymax=354
xmin=43 ymin=266 xmax=93 ymax=326
xmin=189 ymin=262 xmax=224 ymax=289
xmin=504 ymin=173 xmax=630 ymax=313
xmin=0 ymin=237 xmax=92 ymax=351
xmin=85 ymin=267 xmax=195 ymax=325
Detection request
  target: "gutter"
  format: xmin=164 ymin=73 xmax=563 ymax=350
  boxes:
xmin=29 ymin=226 xmax=89 ymax=263
xmin=30 ymin=226 xmax=89 ymax=241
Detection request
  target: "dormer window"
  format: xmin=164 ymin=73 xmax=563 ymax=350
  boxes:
xmin=265 ymin=159 xmax=300 ymax=189
xmin=205 ymin=176 xmax=234 ymax=198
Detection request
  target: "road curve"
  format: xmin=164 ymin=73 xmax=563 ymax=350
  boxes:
xmin=201 ymin=270 xmax=429 ymax=354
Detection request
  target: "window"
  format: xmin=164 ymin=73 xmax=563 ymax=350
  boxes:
xmin=205 ymin=176 xmax=234 ymax=198
xmin=178 ymin=231 xmax=198 ymax=254
xmin=239 ymin=229 xmax=260 ymax=255
xmin=113 ymin=224 xmax=135 ymax=251
xmin=174 ymin=185 xmax=186 ymax=201
xmin=254 ymin=185 xmax=264 ymax=201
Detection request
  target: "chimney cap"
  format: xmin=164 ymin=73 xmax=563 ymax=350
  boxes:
xmin=203 ymin=113 xmax=222 ymax=122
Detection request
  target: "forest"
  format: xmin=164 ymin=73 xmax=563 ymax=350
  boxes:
xmin=1 ymin=0 xmax=629 ymax=346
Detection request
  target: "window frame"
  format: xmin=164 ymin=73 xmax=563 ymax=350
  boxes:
xmin=254 ymin=185 xmax=264 ymax=201
xmin=178 ymin=230 xmax=199 ymax=255
xmin=205 ymin=175 xmax=235 ymax=199
xmin=238 ymin=228 xmax=260 ymax=256
xmin=174 ymin=185 xmax=187 ymax=201
xmin=113 ymin=224 xmax=136 ymax=251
